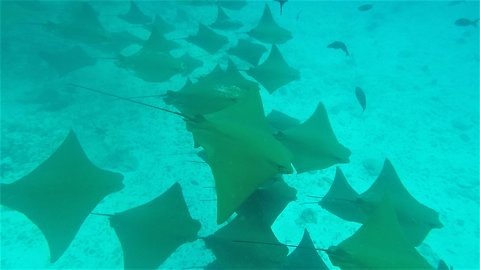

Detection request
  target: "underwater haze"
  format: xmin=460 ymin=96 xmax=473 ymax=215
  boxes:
xmin=1 ymin=0 xmax=479 ymax=269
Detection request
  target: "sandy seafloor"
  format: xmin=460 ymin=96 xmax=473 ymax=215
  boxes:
xmin=0 ymin=0 xmax=478 ymax=269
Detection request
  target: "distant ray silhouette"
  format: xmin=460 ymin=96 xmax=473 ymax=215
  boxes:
xmin=101 ymin=30 xmax=144 ymax=52
xmin=143 ymin=14 xmax=175 ymax=33
xmin=247 ymin=45 xmax=299 ymax=93
xmin=228 ymin=38 xmax=267 ymax=66
xmin=118 ymin=0 xmax=151 ymax=25
xmin=0 ymin=130 xmax=124 ymax=262
xmin=46 ymin=2 xmax=109 ymax=44
xmin=186 ymin=23 xmax=229 ymax=54
xmin=117 ymin=49 xmax=183 ymax=83
xmin=248 ymin=4 xmax=292 ymax=44
xmin=283 ymin=229 xmax=329 ymax=269
xmin=179 ymin=53 xmax=203 ymax=75
xmin=39 ymin=46 xmax=96 ymax=76
xmin=210 ymin=6 xmax=243 ymax=30
xmin=142 ymin=26 xmax=180 ymax=53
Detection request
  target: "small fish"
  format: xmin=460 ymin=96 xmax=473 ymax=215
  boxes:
xmin=455 ymin=18 xmax=479 ymax=27
xmin=327 ymin=41 xmax=349 ymax=56
xmin=355 ymin=87 xmax=366 ymax=112
xmin=357 ymin=4 xmax=373 ymax=11
xmin=274 ymin=0 xmax=288 ymax=15
xmin=296 ymin=11 xmax=302 ymax=21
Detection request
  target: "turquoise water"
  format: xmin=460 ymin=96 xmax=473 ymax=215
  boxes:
xmin=1 ymin=0 xmax=478 ymax=269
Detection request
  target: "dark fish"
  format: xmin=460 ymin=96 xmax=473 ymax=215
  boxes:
xmin=355 ymin=87 xmax=366 ymax=112
xmin=296 ymin=11 xmax=302 ymax=21
xmin=274 ymin=0 xmax=288 ymax=15
xmin=358 ymin=4 xmax=373 ymax=11
xmin=454 ymin=18 xmax=479 ymax=27
xmin=327 ymin=41 xmax=349 ymax=56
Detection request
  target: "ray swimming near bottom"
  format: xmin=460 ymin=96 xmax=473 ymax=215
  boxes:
xmin=236 ymin=177 xmax=297 ymax=227
xmin=204 ymin=213 xmax=289 ymax=268
xmin=327 ymin=196 xmax=434 ymax=269
xmin=116 ymin=49 xmax=184 ymax=83
xmin=118 ymin=0 xmax=151 ymax=25
xmin=164 ymin=59 xmax=259 ymax=117
xmin=228 ymin=38 xmax=267 ymax=66
xmin=320 ymin=159 xmax=443 ymax=246
xmin=179 ymin=53 xmax=203 ymax=75
xmin=248 ymin=3 xmax=292 ymax=44
xmin=274 ymin=102 xmax=351 ymax=173
xmin=109 ymin=182 xmax=201 ymax=270
xmin=224 ymin=197 xmax=434 ymax=269
xmin=283 ymin=229 xmax=329 ymax=269
xmin=210 ymin=6 xmax=243 ymax=30
xmin=141 ymin=25 xmax=181 ymax=53
xmin=266 ymin=109 xmax=301 ymax=132
xmin=186 ymin=89 xmax=294 ymax=224
xmin=186 ymin=23 xmax=229 ymax=54
xmin=38 ymin=46 xmax=96 ymax=76
xmin=0 ymin=130 xmax=124 ymax=262
xmin=143 ymin=14 xmax=175 ymax=34
xmin=46 ymin=2 xmax=109 ymax=44
xmin=247 ymin=45 xmax=299 ymax=93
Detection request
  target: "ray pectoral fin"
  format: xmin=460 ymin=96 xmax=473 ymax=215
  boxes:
xmin=247 ymin=45 xmax=299 ymax=93
xmin=0 ymin=130 xmax=124 ymax=262
xmin=328 ymin=196 xmax=434 ymax=269
xmin=320 ymin=168 xmax=366 ymax=223
xmin=186 ymin=23 xmax=229 ymax=54
xmin=278 ymin=102 xmax=351 ymax=173
xmin=360 ymin=159 xmax=443 ymax=246
xmin=118 ymin=0 xmax=151 ymax=25
xmin=109 ymin=182 xmax=200 ymax=270
xmin=204 ymin=213 xmax=288 ymax=269
xmin=236 ymin=178 xmax=297 ymax=227
xmin=284 ymin=229 xmax=329 ymax=269
xmin=248 ymin=4 xmax=292 ymax=44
